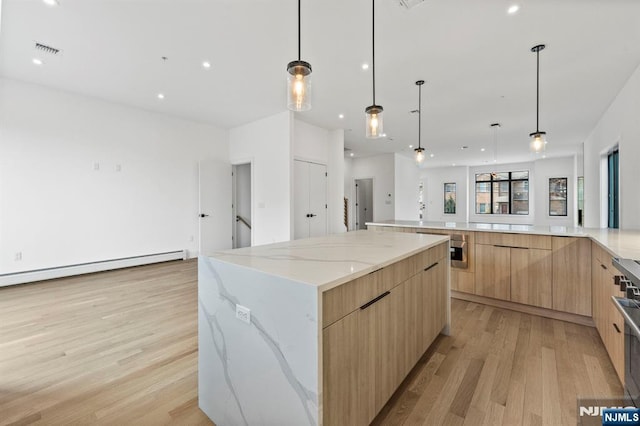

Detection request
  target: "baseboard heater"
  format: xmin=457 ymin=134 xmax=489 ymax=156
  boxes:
xmin=0 ymin=250 xmax=187 ymax=287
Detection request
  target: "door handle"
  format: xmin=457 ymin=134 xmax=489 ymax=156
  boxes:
xmin=199 ymin=213 xmax=209 ymax=218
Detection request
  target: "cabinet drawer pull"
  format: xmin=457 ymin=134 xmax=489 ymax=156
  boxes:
xmin=424 ymin=262 xmax=439 ymax=272
xmin=368 ymin=267 xmax=383 ymax=275
xmin=600 ymin=264 xmax=607 ymax=270
xmin=494 ymin=245 xmax=511 ymax=248
xmin=360 ymin=291 xmax=391 ymax=310
xmin=613 ymin=323 xmax=621 ymax=334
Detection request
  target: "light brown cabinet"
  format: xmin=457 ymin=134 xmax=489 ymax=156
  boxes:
xmin=552 ymin=237 xmax=592 ymax=315
xmin=476 ymin=235 xmax=553 ymax=308
xmin=322 ymin=243 xmax=448 ymax=426
xmin=475 ymin=244 xmax=511 ymax=300
xmin=510 ymin=247 xmax=552 ymax=308
xmin=591 ymin=242 xmax=625 ymax=385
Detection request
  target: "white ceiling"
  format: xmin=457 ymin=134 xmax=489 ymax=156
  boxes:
xmin=2 ymin=0 xmax=640 ymax=167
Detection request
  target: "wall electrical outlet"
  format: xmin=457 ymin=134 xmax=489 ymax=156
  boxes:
xmin=235 ymin=304 xmax=251 ymax=324
xmin=14 ymin=252 xmax=22 ymax=261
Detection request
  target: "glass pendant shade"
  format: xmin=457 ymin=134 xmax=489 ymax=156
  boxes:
xmin=365 ymin=105 xmax=384 ymax=138
xmin=287 ymin=60 xmax=312 ymax=111
xmin=529 ymin=131 xmax=546 ymax=153
xmin=415 ymin=147 xmax=425 ymax=164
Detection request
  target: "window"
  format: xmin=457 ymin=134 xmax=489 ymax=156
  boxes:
xmin=475 ymin=171 xmax=529 ymax=215
xmin=444 ymin=183 xmax=456 ymax=214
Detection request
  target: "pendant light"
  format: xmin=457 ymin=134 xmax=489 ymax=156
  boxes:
xmin=365 ymin=0 xmax=383 ymax=138
xmin=414 ymin=80 xmax=425 ymax=164
xmin=286 ymin=0 xmax=312 ymax=111
xmin=491 ymin=123 xmax=500 ymax=163
xmin=529 ymin=44 xmax=547 ymax=153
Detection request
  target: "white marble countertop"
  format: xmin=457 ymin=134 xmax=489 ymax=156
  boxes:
xmin=367 ymin=220 xmax=640 ymax=260
xmin=207 ymin=230 xmax=449 ymax=292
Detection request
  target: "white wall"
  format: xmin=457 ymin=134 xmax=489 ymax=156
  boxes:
xmin=394 ymin=154 xmax=421 ymax=221
xmin=349 ymin=154 xmax=395 ymax=223
xmin=292 ymin=120 xmax=345 ymax=234
xmin=533 ymin=156 xmax=576 ymax=227
xmin=0 ymin=78 xmax=228 ymax=274
xmin=420 ymin=166 xmax=469 ymax=223
xmin=584 ymin=62 xmax=640 ymax=230
xmin=229 ymin=111 xmax=292 ymax=246
xmin=412 ymin=158 xmax=576 ymax=226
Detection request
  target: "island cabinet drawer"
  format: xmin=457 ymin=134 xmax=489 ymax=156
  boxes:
xmin=322 ymin=243 xmax=447 ymax=328
xmin=475 ymin=232 xmax=551 ymax=250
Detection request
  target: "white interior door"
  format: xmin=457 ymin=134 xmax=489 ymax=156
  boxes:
xmin=199 ymin=160 xmax=232 ymax=255
xmin=308 ymin=162 xmax=327 ymax=238
xmin=294 ymin=160 xmax=327 ymax=240
xmin=293 ymin=160 xmax=310 ymax=240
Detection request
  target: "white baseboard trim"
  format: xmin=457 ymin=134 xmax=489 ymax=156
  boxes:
xmin=0 ymin=250 xmax=187 ymax=287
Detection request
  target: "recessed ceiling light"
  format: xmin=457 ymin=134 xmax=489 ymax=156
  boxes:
xmin=430 ymin=153 xmax=434 ymax=158
xmin=493 ymin=159 xmax=498 ymax=163
xmin=350 ymin=152 xmax=354 ymax=157
xmin=409 ymin=145 xmax=413 ymax=148
xmin=508 ymin=4 xmax=519 ymax=14
xmin=361 ymin=63 xmax=369 ymax=70
xmin=32 ymin=58 xmax=43 ymax=66
xmin=202 ymin=61 xmax=211 ymax=69
xmin=481 ymin=148 xmax=486 ymax=152
xmin=381 ymin=133 xmax=387 ymax=137
xmin=542 ymin=154 xmax=547 ymax=159
xmin=338 ymin=114 xmax=344 ymax=119
xmin=157 ymin=93 xmax=165 ymax=100
xmin=43 ymin=0 xmax=59 ymax=6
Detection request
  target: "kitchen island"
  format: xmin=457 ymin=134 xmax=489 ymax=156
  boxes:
xmin=198 ymin=230 xmax=450 ymax=426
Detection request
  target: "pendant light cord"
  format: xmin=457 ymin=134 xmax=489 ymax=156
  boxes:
xmin=418 ymin=83 xmax=422 ymax=149
xmin=298 ymin=0 xmax=301 ymax=60
xmin=372 ymin=0 xmax=376 ymax=105
xmin=536 ymin=48 xmax=539 ymax=132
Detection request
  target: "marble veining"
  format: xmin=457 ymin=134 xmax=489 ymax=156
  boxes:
xmin=199 ymin=299 xmax=249 ymax=425
xmin=199 ymin=256 xmax=319 ymax=426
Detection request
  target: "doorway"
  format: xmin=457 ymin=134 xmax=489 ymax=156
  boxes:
xmin=294 ymin=159 xmax=327 ymax=240
xmin=607 ymin=148 xmax=619 ymax=229
xmin=355 ymin=178 xmax=373 ymax=230
xmin=232 ymin=163 xmax=252 ymax=248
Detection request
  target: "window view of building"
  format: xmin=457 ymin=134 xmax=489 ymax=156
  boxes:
xmin=475 ymin=171 xmax=529 ymax=215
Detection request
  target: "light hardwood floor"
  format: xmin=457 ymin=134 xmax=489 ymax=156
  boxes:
xmin=1 ymin=260 xmax=623 ymax=425
xmin=373 ymin=296 xmax=624 ymax=425
xmin=0 ymin=260 xmax=212 ymax=426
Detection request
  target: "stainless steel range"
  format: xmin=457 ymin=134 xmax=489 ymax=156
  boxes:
xmin=612 ymin=258 xmax=640 ymax=408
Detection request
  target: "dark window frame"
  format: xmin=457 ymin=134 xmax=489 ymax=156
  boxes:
xmin=475 ymin=171 xmax=530 ymax=215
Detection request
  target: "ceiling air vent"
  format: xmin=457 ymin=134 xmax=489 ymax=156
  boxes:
xmin=397 ymin=0 xmax=425 ymax=9
xmin=35 ymin=42 xmax=60 ymax=55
